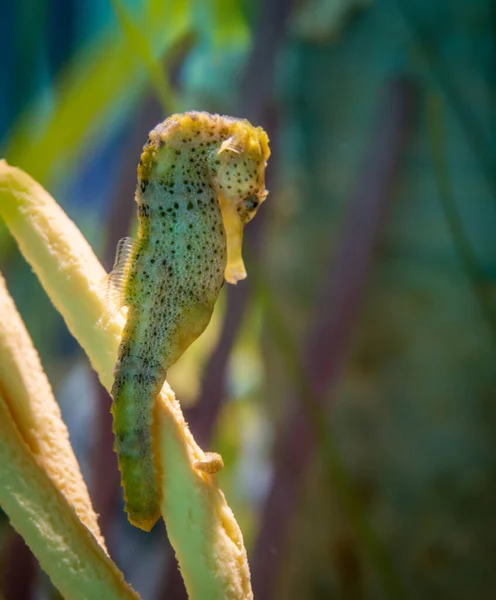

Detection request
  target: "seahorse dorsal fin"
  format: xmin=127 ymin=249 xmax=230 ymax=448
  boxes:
xmin=104 ymin=236 xmax=138 ymax=311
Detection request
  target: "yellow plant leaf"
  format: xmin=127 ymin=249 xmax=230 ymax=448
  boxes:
xmin=2 ymin=3 xmax=189 ymax=185
xmin=110 ymin=0 xmax=178 ymax=115
xmin=0 ymin=273 xmax=105 ymax=550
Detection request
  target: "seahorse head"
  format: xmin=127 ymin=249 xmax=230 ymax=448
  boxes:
xmin=211 ymin=119 xmax=270 ymax=222
xmin=209 ymin=117 xmax=270 ymax=283
xmin=137 ymin=111 xmax=270 ymax=284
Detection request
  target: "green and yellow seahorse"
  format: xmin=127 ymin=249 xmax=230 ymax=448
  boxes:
xmin=108 ymin=112 xmax=270 ymax=531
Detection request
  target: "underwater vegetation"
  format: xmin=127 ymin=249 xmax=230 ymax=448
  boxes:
xmin=1 ymin=0 xmax=495 ymax=599
xmin=0 ymin=157 xmax=253 ymax=597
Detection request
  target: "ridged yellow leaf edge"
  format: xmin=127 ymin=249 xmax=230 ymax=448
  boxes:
xmin=0 ymin=160 xmax=252 ymax=600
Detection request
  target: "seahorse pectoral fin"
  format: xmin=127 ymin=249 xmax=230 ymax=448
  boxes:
xmin=104 ymin=236 xmax=138 ymax=310
xmin=217 ymin=195 xmax=246 ymax=284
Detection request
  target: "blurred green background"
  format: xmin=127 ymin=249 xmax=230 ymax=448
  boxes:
xmin=1 ymin=0 xmax=495 ymax=599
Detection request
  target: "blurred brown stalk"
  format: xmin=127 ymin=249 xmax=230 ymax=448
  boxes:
xmin=251 ymin=76 xmax=416 ymax=600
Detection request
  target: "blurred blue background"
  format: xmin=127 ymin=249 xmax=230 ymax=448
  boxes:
xmin=1 ymin=0 xmax=495 ymax=599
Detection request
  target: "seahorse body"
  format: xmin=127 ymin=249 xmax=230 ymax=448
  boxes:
xmin=110 ymin=112 xmax=270 ymax=530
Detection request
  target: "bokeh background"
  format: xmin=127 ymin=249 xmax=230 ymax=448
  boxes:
xmin=1 ymin=0 xmax=495 ymax=598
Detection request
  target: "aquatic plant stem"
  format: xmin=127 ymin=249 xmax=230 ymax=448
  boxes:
xmin=2 ymin=0 xmax=189 ymax=185
xmin=394 ymin=0 xmax=496 ymax=205
xmin=251 ymin=76 xmax=416 ymax=600
xmin=109 ymin=0 xmax=179 ymax=114
xmin=426 ymin=94 xmax=496 ymax=344
xmin=0 ymin=390 xmax=138 ymax=600
xmin=0 ymin=271 xmax=105 ymax=549
xmin=0 ymin=159 xmax=252 ymax=599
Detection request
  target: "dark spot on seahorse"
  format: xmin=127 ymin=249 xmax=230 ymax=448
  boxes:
xmin=138 ymin=204 xmax=150 ymax=218
xmin=174 ymin=202 xmax=179 ymax=209
xmin=187 ymin=244 xmax=191 ymax=250
xmin=187 ymin=202 xmax=193 ymax=210
xmin=140 ymin=180 xmax=148 ymax=193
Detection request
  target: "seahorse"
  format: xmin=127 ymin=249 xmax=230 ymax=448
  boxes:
xmin=109 ymin=111 xmax=270 ymax=531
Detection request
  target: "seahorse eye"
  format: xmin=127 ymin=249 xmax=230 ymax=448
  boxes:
xmin=237 ymin=195 xmax=260 ymax=224
xmin=243 ymin=196 xmax=259 ymax=211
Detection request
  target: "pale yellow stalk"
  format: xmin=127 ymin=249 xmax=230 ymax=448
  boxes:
xmin=0 ymin=160 xmax=252 ymax=599
xmin=0 ymin=390 xmax=138 ymax=600
xmin=0 ymin=273 xmax=105 ymax=549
